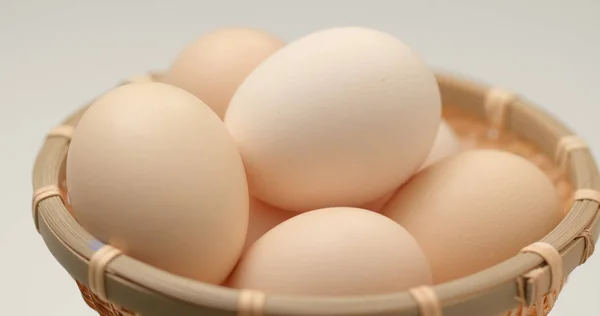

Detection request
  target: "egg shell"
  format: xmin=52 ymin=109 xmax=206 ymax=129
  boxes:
xmin=360 ymin=191 xmax=395 ymax=212
xmin=225 ymin=26 xmax=441 ymax=212
xmin=228 ymin=207 xmax=432 ymax=296
xmin=164 ymin=27 xmax=285 ymax=119
xmin=243 ymin=197 xmax=294 ymax=252
xmin=66 ymin=82 xmax=249 ymax=284
xmin=418 ymin=120 xmax=461 ymax=171
xmin=382 ymin=149 xmax=562 ymax=284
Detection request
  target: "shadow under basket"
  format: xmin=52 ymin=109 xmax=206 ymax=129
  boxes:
xmin=32 ymin=72 xmax=600 ymax=316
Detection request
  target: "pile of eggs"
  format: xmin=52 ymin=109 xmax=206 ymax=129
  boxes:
xmin=65 ymin=26 xmax=564 ymax=296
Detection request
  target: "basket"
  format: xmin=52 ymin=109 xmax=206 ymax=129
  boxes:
xmin=32 ymin=72 xmax=600 ymax=316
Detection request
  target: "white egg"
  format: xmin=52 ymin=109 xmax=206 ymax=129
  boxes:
xmin=419 ymin=120 xmax=461 ymax=171
xmin=225 ymin=27 xmax=441 ymax=212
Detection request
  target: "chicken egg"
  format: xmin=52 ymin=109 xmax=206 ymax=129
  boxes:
xmin=225 ymin=27 xmax=441 ymax=212
xmin=382 ymin=149 xmax=562 ymax=284
xmin=360 ymin=191 xmax=395 ymax=212
xmin=228 ymin=207 xmax=432 ymax=296
xmin=66 ymin=82 xmax=249 ymax=284
xmin=243 ymin=197 xmax=294 ymax=252
xmin=418 ymin=120 xmax=461 ymax=171
xmin=164 ymin=27 xmax=285 ymax=119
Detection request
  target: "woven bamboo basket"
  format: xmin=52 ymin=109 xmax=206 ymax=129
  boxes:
xmin=32 ymin=72 xmax=600 ymax=316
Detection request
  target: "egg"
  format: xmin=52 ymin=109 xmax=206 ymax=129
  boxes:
xmin=360 ymin=191 xmax=395 ymax=212
xmin=164 ymin=27 xmax=285 ymax=119
xmin=66 ymin=82 xmax=249 ymax=284
xmin=243 ymin=197 xmax=294 ymax=252
xmin=228 ymin=207 xmax=432 ymax=296
xmin=418 ymin=120 xmax=461 ymax=171
xmin=381 ymin=149 xmax=562 ymax=284
xmin=225 ymin=27 xmax=441 ymax=212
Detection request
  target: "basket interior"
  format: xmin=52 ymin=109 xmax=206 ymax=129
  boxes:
xmin=443 ymin=105 xmax=573 ymax=212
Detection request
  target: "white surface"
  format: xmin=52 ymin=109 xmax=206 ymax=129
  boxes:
xmin=0 ymin=0 xmax=598 ymax=315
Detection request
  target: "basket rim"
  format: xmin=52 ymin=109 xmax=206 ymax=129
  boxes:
xmin=32 ymin=72 xmax=600 ymax=316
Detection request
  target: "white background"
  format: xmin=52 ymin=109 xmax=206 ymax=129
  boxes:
xmin=1 ymin=0 xmax=599 ymax=315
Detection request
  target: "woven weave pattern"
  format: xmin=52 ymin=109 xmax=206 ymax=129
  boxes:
xmin=77 ymin=281 xmax=136 ymax=316
xmin=504 ymin=289 xmax=560 ymax=316
xmin=70 ymin=106 xmax=571 ymax=316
